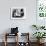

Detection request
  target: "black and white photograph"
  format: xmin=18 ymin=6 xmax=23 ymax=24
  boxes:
xmin=11 ymin=7 xmax=26 ymax=19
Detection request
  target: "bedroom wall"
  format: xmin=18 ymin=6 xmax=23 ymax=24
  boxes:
xmin=0 ymin=0 xmax=36 ymax=42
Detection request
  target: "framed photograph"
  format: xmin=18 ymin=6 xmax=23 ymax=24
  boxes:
xmin=36 ymin=0 xmax=46 ymax=26
xmin=37 ymin=0 xmax=46 ymax=20
xmin=10 ymin=7 xmax=26 ymax=19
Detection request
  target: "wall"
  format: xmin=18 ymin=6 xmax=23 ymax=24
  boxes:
xmin=0 ymin=0 xmax=36 ymax=42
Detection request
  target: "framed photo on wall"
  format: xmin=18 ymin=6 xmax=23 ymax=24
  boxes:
xmin=10 ymin=7 xmax=26 ymax=19
xmin=37 ymin=0 xmax=46 ymax=20
xmin=36 ymin=0 xmax=46 ymax=26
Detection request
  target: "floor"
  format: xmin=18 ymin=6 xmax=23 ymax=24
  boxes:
xmin=0 ymin=42 xmax=46 ymax=46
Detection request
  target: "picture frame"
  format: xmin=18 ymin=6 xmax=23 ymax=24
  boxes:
xmin=36 ymin=0 xmax=46 ymax=26
xmin=10 ymin=7 xmax=26 ymax=19
xmin=37 ymin=0 xmax=46 ymax=20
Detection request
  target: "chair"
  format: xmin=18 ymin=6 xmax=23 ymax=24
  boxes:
xmin=4 ymin=27 xmax=19 ymax=46
xmin=18 ymin=33 xmax=30 ymax=46
xmin=4 ymin=33 xmax=18 ymax=46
